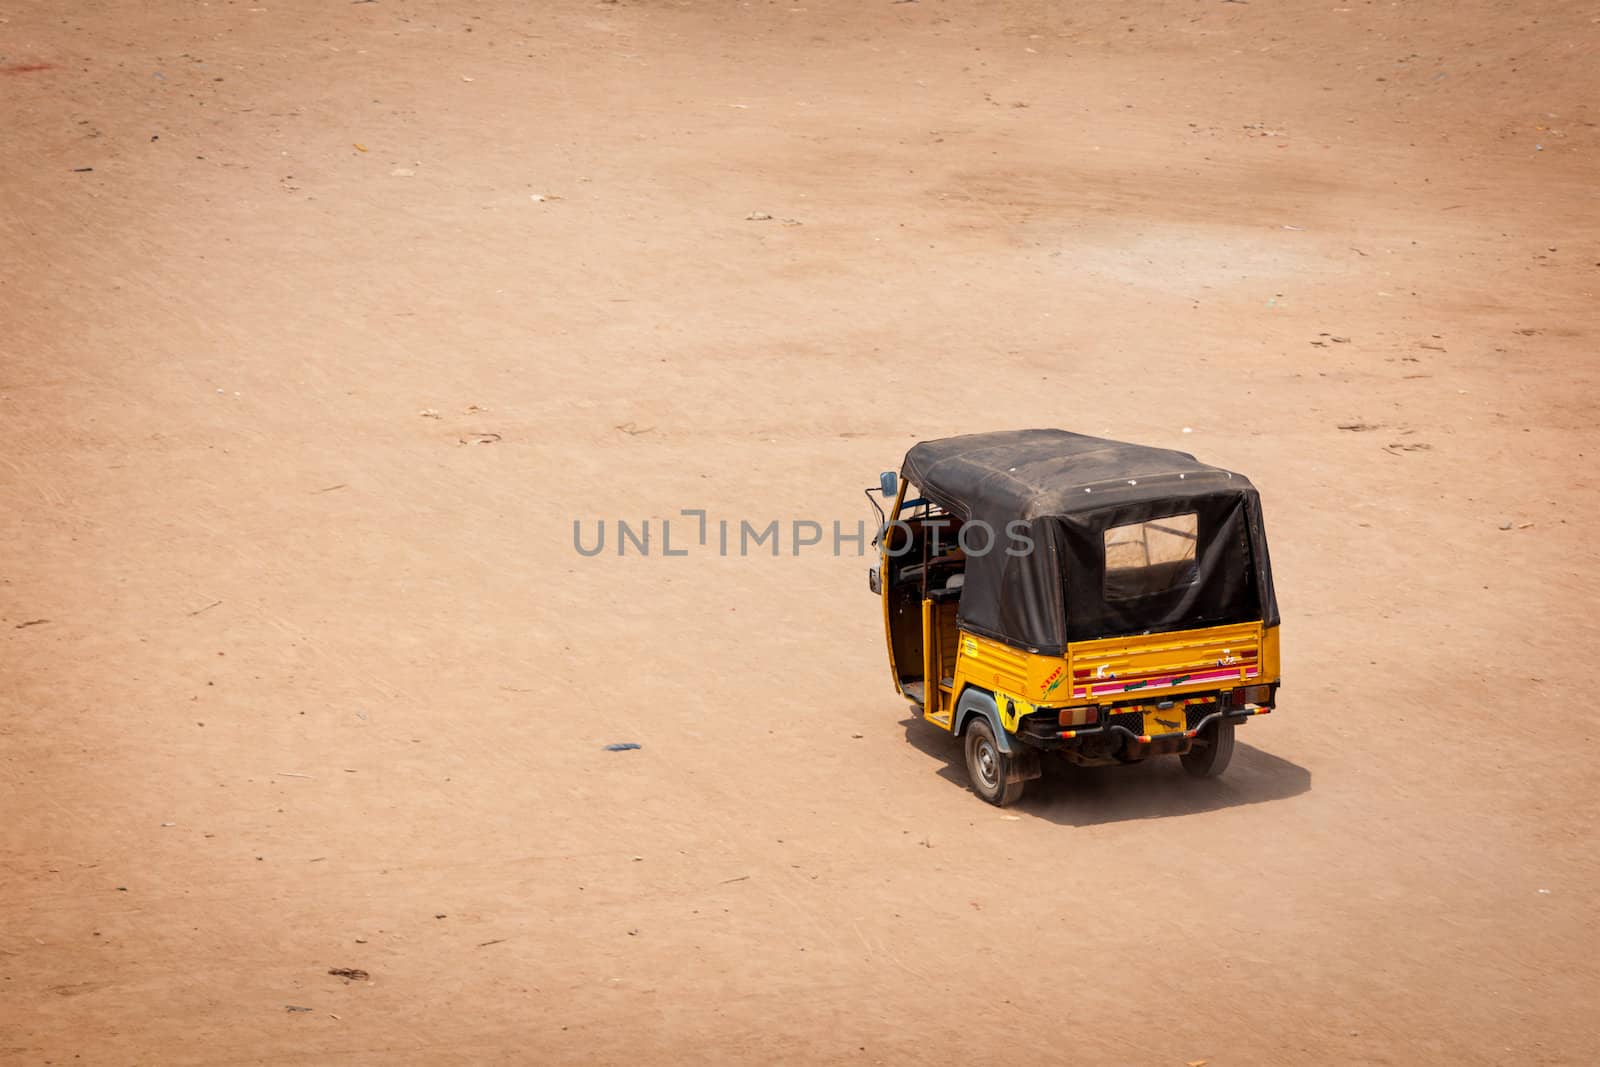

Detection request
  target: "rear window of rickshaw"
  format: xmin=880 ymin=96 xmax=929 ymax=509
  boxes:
xmin=1103 ymin=512 xmax=1199 ymax=600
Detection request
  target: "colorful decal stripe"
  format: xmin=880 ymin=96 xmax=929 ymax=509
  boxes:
xmin=1071 ymin=665 xmax=1257 ymax=699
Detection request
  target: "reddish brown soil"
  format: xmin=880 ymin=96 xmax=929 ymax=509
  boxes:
xmin=3 ymin=1 xmax=1597 ymax=1063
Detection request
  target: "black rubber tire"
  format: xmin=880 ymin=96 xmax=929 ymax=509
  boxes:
xmin=1181 ymin=719 xmax=1236 ymax=778
xmin=964 ymin=718 xmax=1026 ymax=806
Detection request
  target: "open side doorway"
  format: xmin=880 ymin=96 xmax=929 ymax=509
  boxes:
xmin=877 ymin=483 xmax=967 ymax=728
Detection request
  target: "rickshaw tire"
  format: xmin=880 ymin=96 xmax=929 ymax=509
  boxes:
xmin=964 ymin=718 xmax=1026 ymax=807
xmin=1180 ymin=719 xmax=1236 ymax=778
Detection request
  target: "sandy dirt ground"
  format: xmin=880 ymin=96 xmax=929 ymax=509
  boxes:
xmin=3 ymin=0 xmax=1598 ymax=1062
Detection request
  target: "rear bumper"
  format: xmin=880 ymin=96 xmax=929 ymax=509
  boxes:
xmin=1015 ymin=704 xmax=1271 ymax=748
xmin=1088 ymin=705 xmax=1270 ymax=743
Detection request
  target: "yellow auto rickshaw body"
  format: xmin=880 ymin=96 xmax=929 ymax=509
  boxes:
xmin=870 ymin=429 xmax=1282 ymax=805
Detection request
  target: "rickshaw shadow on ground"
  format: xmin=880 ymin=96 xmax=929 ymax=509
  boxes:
xmin=899 ymin=717 xmax=1310 ymax=827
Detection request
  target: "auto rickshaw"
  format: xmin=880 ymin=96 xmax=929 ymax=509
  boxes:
xmin=867 ymin=429 xmax=1281 ymax=805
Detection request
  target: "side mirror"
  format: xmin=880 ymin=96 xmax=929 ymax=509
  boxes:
xmin=879 ymin=471 xmax=898 ymax=497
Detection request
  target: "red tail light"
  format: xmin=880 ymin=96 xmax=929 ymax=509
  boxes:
xmin=1229 ymin=684 xmax=1274 ymax=708
xmin=1058 ymin=706 xmax=1099 ymax=728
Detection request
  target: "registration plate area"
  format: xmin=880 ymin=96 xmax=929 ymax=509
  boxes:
xmin=1108 ymin=699 xmax=1214 ymax=739
xmin=1142 ymin=706 xmax=1186 ymax=737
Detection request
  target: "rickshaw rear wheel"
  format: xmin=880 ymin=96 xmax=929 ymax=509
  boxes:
xmin=1180 ymin=720 xmax=1236 ymax=778
xmin=964 ymin=718 xmax=1026 ymax=806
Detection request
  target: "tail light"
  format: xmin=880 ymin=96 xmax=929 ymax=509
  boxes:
xmin=1058 ymin=706 xmax=1099 ymax=728
xmin=1229 ymin=684 xmax=1274 ymax=708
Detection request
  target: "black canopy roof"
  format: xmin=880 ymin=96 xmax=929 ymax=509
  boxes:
xmin=899 ymin=430 xmax=1278 ymax=654
xmin=902 ymin=428 xmax=1247 ymax=520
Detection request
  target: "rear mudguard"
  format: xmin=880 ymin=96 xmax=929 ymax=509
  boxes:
xmin=954 ymin=688 xmax=1013 ymax=754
